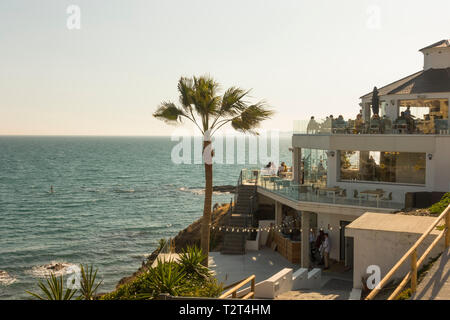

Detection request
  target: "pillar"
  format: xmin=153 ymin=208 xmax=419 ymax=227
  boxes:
xmin=301 ymin=211 xmax=310 ymax=268
xmin=275 ymin=202 xmax=282 ymax=225
xmin=293 ymin=147 xmax=301 ymax=183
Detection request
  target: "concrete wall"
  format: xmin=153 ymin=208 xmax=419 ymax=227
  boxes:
xmin=433 ymin=136 xmax=450 ymax=192
xmin=315 ymin=212 xmax=357 ymax=261
xmin=346 ymin=218 xmax=445 ymax=290
xmin=423 ymin=47 xmax=450 ymax=70
xmin=292 ymin=132 xmax=450 ymax=201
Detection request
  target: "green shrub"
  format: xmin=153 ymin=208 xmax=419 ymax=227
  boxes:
xmin=101 ymin=246 xmax=223 ymax=300
xmin=429 ymin=192 xmax=450 ymax=215
xmin=178 ymin=245 xmax=210 ymax=279
xmin=396 ymin=288 xmax=412 ymax=300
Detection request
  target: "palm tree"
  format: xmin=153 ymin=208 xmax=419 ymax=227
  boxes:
xmin=153 ymin=75 xmax=273 ymax=266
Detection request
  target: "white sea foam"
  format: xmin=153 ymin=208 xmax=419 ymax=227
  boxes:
xmin=179 ymin=187 xmax=230 ymax=195
xmin=26 ymin=262 xmax=78 ymax=278
xmin=0 ymin=271 xmax=17 ymax=286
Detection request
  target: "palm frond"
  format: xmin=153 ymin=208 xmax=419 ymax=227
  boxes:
xmin=231 ymin=102 xmax=274 ymax=134
xmin=153 ymin=102 xmax=188 ymax=124
xmin=219 ymin=87 xmax=250 ymax=116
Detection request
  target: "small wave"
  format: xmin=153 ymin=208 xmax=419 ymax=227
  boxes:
xmin=113 ymin=188 xmax=135 ymax=193
xmin=179 ymin=187 xmax=230 ymax=196
xmin=0 ymin=270 xmax=17 ymax=286
xmin=131 ymin=253 xmax=151 ymax=259
xmin=26 ymin=262 xmax=78 ymax=278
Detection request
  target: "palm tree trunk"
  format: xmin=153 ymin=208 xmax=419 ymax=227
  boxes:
xmin=201 ymin=140 xmax=213 ymax=267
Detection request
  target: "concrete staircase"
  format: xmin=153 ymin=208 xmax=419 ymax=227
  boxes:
xmin=221 ymin=185 xmax=256 ymax=255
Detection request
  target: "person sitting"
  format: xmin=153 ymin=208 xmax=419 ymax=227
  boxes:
xmin=355 ymin=113 xmax=364 ymax=134
xmin=278 ymin=162 xmax=288 ymax=176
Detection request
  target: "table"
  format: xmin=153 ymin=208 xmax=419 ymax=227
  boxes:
xmin=317 ymin=187 xmax=342 ymax=203
xmin=274 ymin=179 xmax=291 ymax=191
xmin=260 ymin=175 xmax=279 ymax=188
xmin=360 ymin=190 xmax=384 ymax=207
xmin=280 ymin=172 xmax=293 ymax=179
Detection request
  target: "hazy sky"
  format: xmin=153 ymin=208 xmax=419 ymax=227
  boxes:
xmin=1 ymin=0 xmax=449 ymax=136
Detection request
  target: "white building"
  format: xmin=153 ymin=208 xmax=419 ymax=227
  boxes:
xmin=238 ymin=40 xmax=450 ymax=280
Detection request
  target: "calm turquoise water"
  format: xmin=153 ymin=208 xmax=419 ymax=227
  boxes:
xmin=0 ymin=136 xmax=291 ymax=299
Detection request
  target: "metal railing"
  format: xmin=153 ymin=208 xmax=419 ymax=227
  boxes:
xmin=219 ymin=275 xmax=256 ymax=299
xmin=365 ymin=204 xmax=450 ymax=300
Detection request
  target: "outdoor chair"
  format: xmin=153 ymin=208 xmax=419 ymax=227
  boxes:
xmin=381 ymin=192 xmax=392 ymax=201
xmin=333 ymin=120 xmax=347 ymax=134
xmin=353 ymin=190 xmax=363 ymax=204
xmin=435 ymin=119 xmax=449 ymax=134
xmin=369 ymin=119 xmax=381 ymax=134
xmin=394 ymin=120 xmax=407 ymax=134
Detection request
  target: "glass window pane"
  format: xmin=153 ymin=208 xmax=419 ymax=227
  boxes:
xmin=339 ymin=150 xmax=425 ymax=185
xmin=301 ymin=149 xmax=328 ymax=187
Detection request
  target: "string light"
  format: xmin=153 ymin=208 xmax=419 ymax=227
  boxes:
xmin=210 ymin=217 xmax=347 ymax=233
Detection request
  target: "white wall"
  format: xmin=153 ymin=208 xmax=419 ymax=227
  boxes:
xmin=432 ymin=136 xmax=450 ymax=192
xmin=347 ymin=224 xmax=445 ymax=290
xmin=423 ymin=48 xmax=450 ymax=70
xmin=315 ymin=212 xmax=357 ymax=261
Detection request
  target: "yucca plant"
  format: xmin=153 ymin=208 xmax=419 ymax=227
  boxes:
xmin=146 ymin=258 xmax=185 ymax=297
xmin=79 ymin=264 xmax=103 ymax=300
xmin=178 ymin=245 xmax=210 ymax=279
xmin=26 ymin=273 xmax=77 ymax=300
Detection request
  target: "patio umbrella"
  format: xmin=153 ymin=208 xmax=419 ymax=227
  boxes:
xmin=371 ymin=86 xmax=379 ymax=115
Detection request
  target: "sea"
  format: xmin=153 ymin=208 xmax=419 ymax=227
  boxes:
xmin=0 ymin=135 xmax=292 ymax=299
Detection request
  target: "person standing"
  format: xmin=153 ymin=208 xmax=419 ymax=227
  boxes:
xmin=322 ymin=233 xmax=331 ymax=270
xmin=309 ymin=229 xmax=316 ymax=262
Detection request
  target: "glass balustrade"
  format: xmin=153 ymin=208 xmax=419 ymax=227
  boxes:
xmin=241 ymin=168 xmax=404 ymax=210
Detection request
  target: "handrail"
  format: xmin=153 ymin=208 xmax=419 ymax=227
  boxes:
xmin=219 ymin=275 xmax=256 ymax=299
xmin=365 ymin=204 xmax=450 ymax=300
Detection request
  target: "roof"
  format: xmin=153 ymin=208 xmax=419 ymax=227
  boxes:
xmin=420 ymin=39 xmax=450 ymax=51
xmin=346 ymin=212 xmax=441 ymax=235
xmin=360 ymin=68 xmax=450 ymax=99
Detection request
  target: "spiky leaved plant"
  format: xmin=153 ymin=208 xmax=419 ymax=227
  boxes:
xmin=26 ymin=273 xmax=77 ymax=300
xmin=79 ymin=264 xmax=103 ymax=300
xmin=146 ymin=258 xmax=185 ymax=298
xmin=178 ymin=245 xmax=210 ymax=279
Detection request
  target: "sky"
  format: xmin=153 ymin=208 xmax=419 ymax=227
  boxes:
xmin=1 ymin=0 xmax=449 ymax=136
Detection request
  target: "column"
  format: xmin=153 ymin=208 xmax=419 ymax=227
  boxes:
xmin=301 ymin=211 xmax=310 ymax=268
xmin=275 ymin=201 xmax=283 ymax=225
xmin=293 ymin=147 xmax=301 ymax=183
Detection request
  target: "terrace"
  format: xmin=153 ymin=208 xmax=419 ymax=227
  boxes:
xmin=294 ymin=98 xmax=449 ymax=135
xmin=241 ymin=168 xmax=404 ymax=210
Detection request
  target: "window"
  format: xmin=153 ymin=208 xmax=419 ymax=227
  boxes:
xmin=301 ymin=149 xmax=328 ymax=187
xmin=340 ymin=151 xmax=426 ymax=185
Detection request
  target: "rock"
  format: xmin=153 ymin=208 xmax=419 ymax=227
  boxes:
xmin=212 ymin=185 xmax=236 ymax=193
